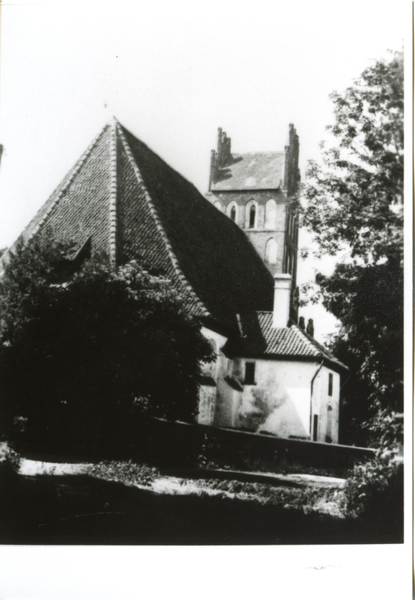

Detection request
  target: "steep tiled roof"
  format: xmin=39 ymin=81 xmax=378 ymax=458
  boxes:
xmin=1 ymin=119 xmax=275 ymax=331
xmin=227 ymin=312 xmax=347 ymax=371
xmin=211 ymin=152 xmax=285 ymax=191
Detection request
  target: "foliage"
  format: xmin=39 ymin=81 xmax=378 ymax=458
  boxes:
xmin=301 ymin=51 xmax=404 ymax=444
xmin=0 ymin=441 xmax=21 ymax=473
xmin=87 ymin=460 xmax=160 ymax=487
xmin=0 ymin=236 xmax=214 ymax=451
xmin=345 ymin=453 xmax=403 ymax=538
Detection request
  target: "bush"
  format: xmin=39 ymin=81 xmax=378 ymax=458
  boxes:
xmin=0 ymin=237 xmax=215 ymax=453
xmin=344 ymin=449 xmax=403 ymax=542
xmin=0 ymin=442 xmax=21 ymax=474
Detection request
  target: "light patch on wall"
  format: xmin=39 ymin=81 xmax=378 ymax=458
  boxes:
xmin=259 ymin=386 xmax=310 ymax=438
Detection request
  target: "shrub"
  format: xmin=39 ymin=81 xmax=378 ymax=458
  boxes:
xmin=344 ymin=451 xmax=403 ymax=539
xmin=0 ymin=442 xmax=21 ymax=473
xmin=0 ymin=238 xmax=215 ymax=452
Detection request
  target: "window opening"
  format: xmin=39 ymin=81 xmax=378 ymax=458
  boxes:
xmin=230 ymin=205 xmax=236 ymax=222
xmin=313 ymin=415 xmax=318 ymax=442
xmin=328 ymin=373 xmax=333 ymax=396
xmin=244 ymin=362 xmax=256 ymax=385
xmin=326 ymin=405 xmax=333 ymax=443
xmin=249 ymin=205 xmax=256 ymax=228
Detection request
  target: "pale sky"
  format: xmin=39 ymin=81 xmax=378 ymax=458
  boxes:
xmin=0 ymin=0 xmax=408 ymax=339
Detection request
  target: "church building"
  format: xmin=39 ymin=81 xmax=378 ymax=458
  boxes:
xmin=0 ymin=119 xmax=346 ymax=444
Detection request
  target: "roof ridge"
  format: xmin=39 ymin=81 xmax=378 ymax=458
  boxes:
xmin=108 ymin=121 xmax=118 ymax=266
xmin=231 ymin=151 xmax=285 ymax=156
xmin=115 ymin=123 xmax=209 ymax=317
xmin=27 ymin=125 xmax=110 ymax=245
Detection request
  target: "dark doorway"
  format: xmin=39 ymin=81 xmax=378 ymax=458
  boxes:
xmin=313 ymin=415 xmax=318 ymax=441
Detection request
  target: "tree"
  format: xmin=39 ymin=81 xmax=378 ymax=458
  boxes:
xmin=301 ymin=51 xmax=403 ymax=446
xmin=0 ymin=236 xmax=214 ymax=452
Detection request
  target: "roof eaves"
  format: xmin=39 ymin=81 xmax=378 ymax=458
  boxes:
xmin=292 ymin=325 xmax=348 ymax=371
xmin=115 ymin=122 xmax=210 ymax=318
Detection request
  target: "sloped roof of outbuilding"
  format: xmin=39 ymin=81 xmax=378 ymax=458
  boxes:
xmin=227 ymin=312 xmax=347 ymax=371
xmin=0 ymin=119 xmax=274 ymax=332
xmin=211 ymin=152 xmax=285 ymax=191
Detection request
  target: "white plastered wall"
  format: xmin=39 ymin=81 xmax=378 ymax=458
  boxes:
xmin=214 ymin=357 xmax=341 ymax=442
xmin=197 ymin=326 xmax=228 ymax=426
xmin=311 ymin=366 xmax=340 ymax=443
xmin=240 ymin=359 xmax=313 ymax=438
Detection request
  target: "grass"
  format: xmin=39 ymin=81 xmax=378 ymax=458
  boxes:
xmin=83 ymin=458 xmax=347 ymax=518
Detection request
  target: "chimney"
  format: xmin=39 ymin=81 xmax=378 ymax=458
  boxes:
xmin=306 ymin=319 xmax=314 ymax=338
xmin=273 ymin=274 xmax=292 ymax=328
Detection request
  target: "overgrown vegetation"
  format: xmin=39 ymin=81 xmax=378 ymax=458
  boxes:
xmin=0 ymin=442 xmax=21 ymax=473
xmin=0 ymin=236 xmax=214 ymax=454
xmin=344 ymin=410 xmax=403 ymax=537
xmin=87 ymin=460 xmax=160 ymax=487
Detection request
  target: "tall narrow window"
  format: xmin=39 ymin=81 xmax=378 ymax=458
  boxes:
xmin=313 ymin=415 xmax=318 ymax=442
xmin=328 ymin=373 xmax=333 ymax=396
xmin=244 ymin=362 xmax=256 ymax=385
xmin=326 ymin=405 xmax=333 ymax=443
xmin=249 ymin=204 xmax=256 ymax=228
xmin=230 ymin=206 xmax=236 ymax=222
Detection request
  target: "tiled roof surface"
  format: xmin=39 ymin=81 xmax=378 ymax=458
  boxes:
xmin=228 ymin=312 xmax=347 ymax=371
xmin=1 ymin=119 xmax=275 ymax=330
xmin=1 ymin=127 xmax=109 ymax=264
xmin=119 ymin=124 xmax=274 ymax=326
xmin=211 ymin=152 xmax=285 ymax=191
xmin=36 ymin=125 xmax=113 ymax=255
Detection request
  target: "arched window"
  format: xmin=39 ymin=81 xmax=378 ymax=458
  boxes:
xmin=265 ymin=199 xmax=277 ymax=230
xmin=227 ymin=202 xmax=238 ymax=222
xmin=245 ymin=201 xmax=258 ymax=229
xmin=249 ymin=204 xmax=256 ymax=228
xmin=214 ymin=201 xmax=222 ymax=212
xmin=265 ymin=238 xmax=277 ymax=264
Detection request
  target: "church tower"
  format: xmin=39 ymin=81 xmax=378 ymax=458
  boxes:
xmin=206 ymin=124 xmax=300 ymax=322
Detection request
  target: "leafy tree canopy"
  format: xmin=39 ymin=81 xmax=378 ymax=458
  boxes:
xmin=0 ymin=236 xmax=214 ymax=450
xmin=301 ymin=51 xmax=403 ymax=445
